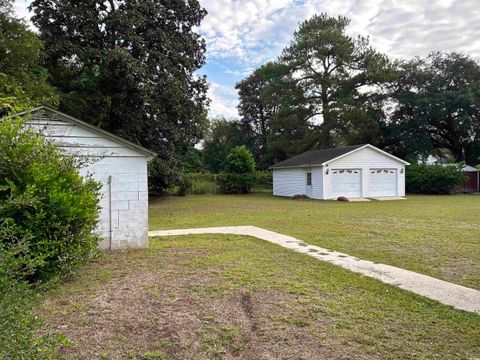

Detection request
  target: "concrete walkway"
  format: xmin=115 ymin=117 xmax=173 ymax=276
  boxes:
xmin=149 ymin=226 xmax=480 ymax=314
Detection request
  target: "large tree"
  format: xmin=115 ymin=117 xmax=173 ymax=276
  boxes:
xmin=236 ymin=61 xmax=311 ymax=167
xmin=235 ymin=62 xmax=282 ymax=168
xmin=202 ymin=118 xmax=252 ymax=173
xmin=387 ymin=52 xmax=480 ymax=164
xmin=280 ymin=13 xmax=395 ymax=148
xmin=30 ymin=0 xmax=209 ymax=193
xmin=0 ymin=0 xmax=57 ymax=115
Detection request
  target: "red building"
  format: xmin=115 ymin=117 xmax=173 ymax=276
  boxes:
xmin=458 ymin=165 xmax=479 ymax=193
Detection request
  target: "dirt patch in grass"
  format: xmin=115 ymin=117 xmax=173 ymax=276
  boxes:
xmin=38 ymin=254 xmax=358 ymax=359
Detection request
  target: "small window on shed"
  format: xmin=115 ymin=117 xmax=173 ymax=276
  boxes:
xmin=306 ymin=172 xmax=312 ymax=186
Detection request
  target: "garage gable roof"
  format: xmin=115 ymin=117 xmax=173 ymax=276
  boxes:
xmin=270 ymin=144 xmax=409 ymax=169
xmin=8 ymin=106 xmax=157 ymax=158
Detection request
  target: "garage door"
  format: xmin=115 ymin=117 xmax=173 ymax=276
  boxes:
xmin=369 ymin=169 xmax=397 ymax=197
xmin=331 ymin=169 xmax=362 ymax=198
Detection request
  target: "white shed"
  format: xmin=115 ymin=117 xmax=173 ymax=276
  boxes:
xmin=19 ymin=106 xmax=156 ymax=249
xmin=271 ymin=144 xmax=410 ymax=200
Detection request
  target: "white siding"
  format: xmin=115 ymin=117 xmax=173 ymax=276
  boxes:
xmin=80 ymin=157 xmax=148 ymax=249
xmin=273 ymin=168 xmax=307 ymax=197
xmin=26 ymin=120 xmax=143 ymax=158
xmin=25 ymin=110 xmax=149 ymax=249
xmin=273 ymin=166 xmax=324 ymax=199
xmin=324 ymin=147 xmax=405 ymax=199
xmin=311 ymin=166 xmax=324 ymax=199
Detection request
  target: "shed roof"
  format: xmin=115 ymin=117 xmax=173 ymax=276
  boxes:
xmin=461 ymin=165 xmax=478 ymax=172
xmin=8 ymin=106 xmax=157 ymax=158
xmin=270 ymin=144 xmax=409 ymax=169
xmin=440 ymin=164 xmax=479 ymax=172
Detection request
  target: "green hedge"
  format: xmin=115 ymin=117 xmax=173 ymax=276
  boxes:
xmin=222 ymin=145 xmax=256 ymax=194
xmin=0 ymin=279 xmax=61 ymax=360
xmin=0 ymin=118 xmax=102 ymax=359
xmin=0 ymin=237 xmax=59 ymax=358
xmin=254 ymin=170 xmax=273 ymax=188
xmin=0 ymin=118 xmax=102 ymax=282
xmin=406 ymin=163 xmax=467 ymax=194
xmin=170 ymin=171 xmax=272 ymax=196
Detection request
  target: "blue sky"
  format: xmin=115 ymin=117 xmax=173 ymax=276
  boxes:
xmin=14 ymin=0 xmax=480 ymax=119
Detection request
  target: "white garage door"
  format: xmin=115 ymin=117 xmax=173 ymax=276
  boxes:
xmin=369 ymin=169 xmax=397 ymax=197
xmin=331 ymin=169 xmax=362 ymax=198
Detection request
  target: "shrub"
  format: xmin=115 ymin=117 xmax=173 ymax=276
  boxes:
xmin=0 ymin=235 xmax=59 ymax=359
xmin=168 ymin=171 xmax=272 ymax=196
xmin=0 ymin=279 xmax=59 ymax=360
xmin=181 ymin=148 xmax=206 ymax=173
xmin=219 ymin=173 xmax=256 ymax=194
xmin=254 ymin=171 xmax=273 ymax=188
xmin=0 ymin=118 xmax=102 ymax=282
xmin=406 ymin=163 xmax=467 ymax=194
xmin=224 ymin=145 xmax=256 ymax=174
xmin=176 ymin=175 xmax=191 ymax=197
xmin=221 ymin=146 xmax=256 ymax=194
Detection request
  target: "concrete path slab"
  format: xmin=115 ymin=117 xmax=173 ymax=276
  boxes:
xmin=370 ymin=197 xmax=407 ymax=201
xmin=149 ymin=226 xmax=480 ymax=314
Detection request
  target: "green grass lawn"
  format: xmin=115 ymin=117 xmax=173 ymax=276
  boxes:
xmin=35 ymin=192 xmax=480 ymax=358
xmin=149 ymin=193 xmax=480 ymax=290
xmin=38 ymin=235 xmax=480 ymax=359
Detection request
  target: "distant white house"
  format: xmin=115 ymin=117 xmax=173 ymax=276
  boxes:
xmin=271 ymin=144 xmax=410 ymax=200
xmin=17 ymin=106 xmax=156 ymax=249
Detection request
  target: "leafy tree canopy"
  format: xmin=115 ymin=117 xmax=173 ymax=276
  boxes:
xmin=236 ymin=13 xmax=396 ymax=169
xmin=0 ymin=1 xmax=58 ymax=116
xmin=30 ymin=0 xmax=209 ymax=193
xmin=202 ymin=117 xmax=253 ymax=173
xmin=221 ymin=145 xmax=256 ymax=194
xmin=224 ymin=145 xmax=256 ymax=174
xmin=280 ymin=13 xmax=395 ymax=148
xmin=387 ymin=52 xmax=480 ymax=164
xmin=181 ymin=147 xmax=206 ymax=173
xmin=236 ymin=61 xmax=312 ymax=168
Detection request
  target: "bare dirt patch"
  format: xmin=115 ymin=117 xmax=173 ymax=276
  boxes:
xmin=37 ymin=248 xmax=370 ymax=360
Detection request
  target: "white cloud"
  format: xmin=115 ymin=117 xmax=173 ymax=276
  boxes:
xmin=207 ymin=81 xmax=239 ymax=119
xmin=14 ymin=0 xmax=480 ymax=118
xmin=198 ymin=0 xmax=480 ymax=117
xmin=13 ymin=0 xmax=31 ymax=21
xmin=199 ymin=0 xmax=480 ymax=63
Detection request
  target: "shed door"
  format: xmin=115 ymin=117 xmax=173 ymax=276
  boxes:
xmin=369 ymin=169 xmax=397 ymax=197
xmin=331 ymin=169 xmax=362 ymax=198
xmin=305 ymin=171 xmax=313 ymax=197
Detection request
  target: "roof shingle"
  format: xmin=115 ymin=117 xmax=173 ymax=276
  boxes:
xmin=270 ymin=144 xmax=367 ymax=168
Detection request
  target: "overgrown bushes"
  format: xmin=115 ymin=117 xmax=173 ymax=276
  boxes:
xmin=254 ymin=170 xmax=273 ymax=188
xmin=182 ymin=173 xmax=218 ymax=195
xmin=0 ymin=117 xmax=102 ymax=359
xmin=220 ymin=146 xmax=256 ymax=194
xmin=171 ymin=146 xmax=272 ymax=196
xmin=406 ymin=163 xmax=467 ymax=194
xmin=0 ymin=233 xmax=59 ymax=359
xmin=170 ymin=171 xmax=272 ymax=196
xmin=0 ymin=119 xmax=102 ymax=281
xmin=0 ymin=279 xmax=59 ymax=359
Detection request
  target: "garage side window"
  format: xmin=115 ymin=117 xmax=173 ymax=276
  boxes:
xmin=306 ymin=172 xmax=312 ymax=186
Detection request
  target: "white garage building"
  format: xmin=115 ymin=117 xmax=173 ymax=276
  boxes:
xmin=271 ymin=144 xmax=409 ymax=200
xmin=20 ymin=106 xmax=156 ymax=249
